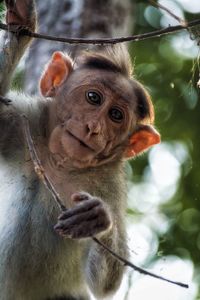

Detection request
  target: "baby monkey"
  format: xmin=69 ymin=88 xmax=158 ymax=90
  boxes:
xmin=0 ymin=0 xmax=160 ymax=299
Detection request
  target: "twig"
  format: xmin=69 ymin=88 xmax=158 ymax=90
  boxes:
xmin=149 ymin=0 xmax=187 ymax=27
xmin=21 ymin=114 xmax=189 ymax=289
xmin=93 ymin=237 xmax=188 ymax=288
xmin=22 ymin=115 xmax=66 ymax=211
xmin=0 ymin=19 xmax=200 ymax=45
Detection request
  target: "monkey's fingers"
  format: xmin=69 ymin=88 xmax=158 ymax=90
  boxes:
xmin=0 ymin=96 xmax=12 ymax=105
xmin=71 ymin=191 xmax=92 ymax=202
xmin=55 ymin=208 xmax=101 ymax=230
xmin=4 ymin=0 xmax=15 ymax=7
xmin=5 ymin=0 xmax=36 ymax=29
xmin=58 ymin=199 xmax=100 ymax=220
xmin=56 ymin=219 xmax=107 ymax=239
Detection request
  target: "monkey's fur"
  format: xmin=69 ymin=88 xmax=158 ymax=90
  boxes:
xmin=0 ymin=1 xmax=160 ymax=300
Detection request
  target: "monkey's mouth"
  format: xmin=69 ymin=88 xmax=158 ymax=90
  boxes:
xmin=66 ymin=130 xmax=95 ymax=152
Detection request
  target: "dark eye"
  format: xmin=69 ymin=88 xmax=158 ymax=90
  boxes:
xmin=109 ymin=107 xmax=124 ymax=123
xmin=86 ymin=91 xmax=102 ymax=106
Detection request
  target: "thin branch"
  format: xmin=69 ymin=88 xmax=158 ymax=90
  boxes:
xmin=93 ymin=237 xmax=189 ymax=289
xmin=0 ymin=19 xmax=200 ymax=45
xmin=149 ymin=0 xmax=187 ymax=27
xmin=21 ymin=113 xmax=189 ymax=289
xmin=22 ymin=115 xmax=66 ymax=211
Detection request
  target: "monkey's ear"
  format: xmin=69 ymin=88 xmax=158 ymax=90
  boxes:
xmin=124 ymin=125 xmax=160 ymax=158
xmin=40 ymin=51 xmax=73 ymax=97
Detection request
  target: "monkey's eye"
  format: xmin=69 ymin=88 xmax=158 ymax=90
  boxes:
xmin=109 ymin=107 xmax=124 ymax=123
xmin=86 ymin=91 xmax=102 ymax=106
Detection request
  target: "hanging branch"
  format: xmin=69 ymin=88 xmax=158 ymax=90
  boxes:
xmin=149 ymin=0 xmax=200 ymax=87
xmin=21 ymin=114 xmax=189 ymax=289
xmin=0 ymin=19 xmax=200 ymax=45
xmin=149 ymin=0 xmax=187 ymax=27
xmin=22 ymin=115 xmax=66 ymax=211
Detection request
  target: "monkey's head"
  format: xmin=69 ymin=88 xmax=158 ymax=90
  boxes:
xmin=40 ymin=46 xmax=160 ymax=169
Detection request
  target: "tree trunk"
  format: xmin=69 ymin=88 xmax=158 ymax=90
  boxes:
xmin=24 ymin=0 xmax=133 ymax=94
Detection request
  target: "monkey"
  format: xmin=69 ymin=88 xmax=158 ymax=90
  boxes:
xmin=0 ymin=1 xmax=160 ymax=300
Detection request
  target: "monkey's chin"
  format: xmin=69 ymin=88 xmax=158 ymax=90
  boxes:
xmin=63 ymin=150 xmax=99 ymax=169
xmin=70 ymin=158 xmax=98 ymax=169
xmin=60 ymin=133 xmax=99 ymax=168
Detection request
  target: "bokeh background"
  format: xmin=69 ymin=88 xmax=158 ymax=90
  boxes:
xmin=121 ymin=0 xmax=200 ymax=299
xmin=0 ymin=0 xmax=200 ymax=299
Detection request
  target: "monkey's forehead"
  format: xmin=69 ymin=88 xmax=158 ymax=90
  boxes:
xmin=65 ymin=68 xmax=137 ymax=104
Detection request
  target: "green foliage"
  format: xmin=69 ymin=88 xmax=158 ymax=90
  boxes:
xmin=128 ymin=0 xmax=200 ymax=297
xmin=0 ymin=3 xmax=4 ymax=21
xmin=11 ymin=69 xmax=25 ymax=91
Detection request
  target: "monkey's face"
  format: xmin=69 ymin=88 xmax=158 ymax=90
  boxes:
xmin=48 ymin=69 xmax=137 ymax=169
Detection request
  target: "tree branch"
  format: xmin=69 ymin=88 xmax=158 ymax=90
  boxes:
xmin=149 ymin=0 xmax=187 ymax=27
xmin=21 ymin=114 xmax=189 ymax=289
xmin=22 ymin=115 xmax=66 ymax=211
xmin=93 ymin=237 xmax=189 ymax=288
xmin=0 ymin=19 xmax=200 ymax=45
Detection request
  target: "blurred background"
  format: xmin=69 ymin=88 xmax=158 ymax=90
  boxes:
xmin=0 ymin=0 xmax=200 ymax=299
xmin=122 ymin=0 xmax=200 ymax=299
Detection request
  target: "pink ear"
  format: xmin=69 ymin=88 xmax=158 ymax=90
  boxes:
xmin=124 ymin=125 xmax=160 ymax=158
xmin=40 ymin=51 xmax=73 ymax=97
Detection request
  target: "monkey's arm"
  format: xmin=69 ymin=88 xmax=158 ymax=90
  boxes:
xmin=86 ymin=211 xmax=127 ymax=297
xmin=0 ymin=0 xmax=36 ymax=95
xmin=0 ymin=1 xmax=37 ymax=158
xmin=55 ymin=190 xmax=128 ymax=298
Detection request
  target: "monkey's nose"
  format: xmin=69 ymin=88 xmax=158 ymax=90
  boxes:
xmin=86 ymin=120 xmax=101 ymax=135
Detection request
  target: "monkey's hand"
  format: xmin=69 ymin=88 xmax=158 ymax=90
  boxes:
xmin=54 ymin=192 xmax=112 ymax=239
xmin=5 ymin=0 xmax=36 ymax=30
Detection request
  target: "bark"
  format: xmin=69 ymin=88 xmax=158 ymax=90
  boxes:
xmin=24 ymin=0 xmax=133 ymax=94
